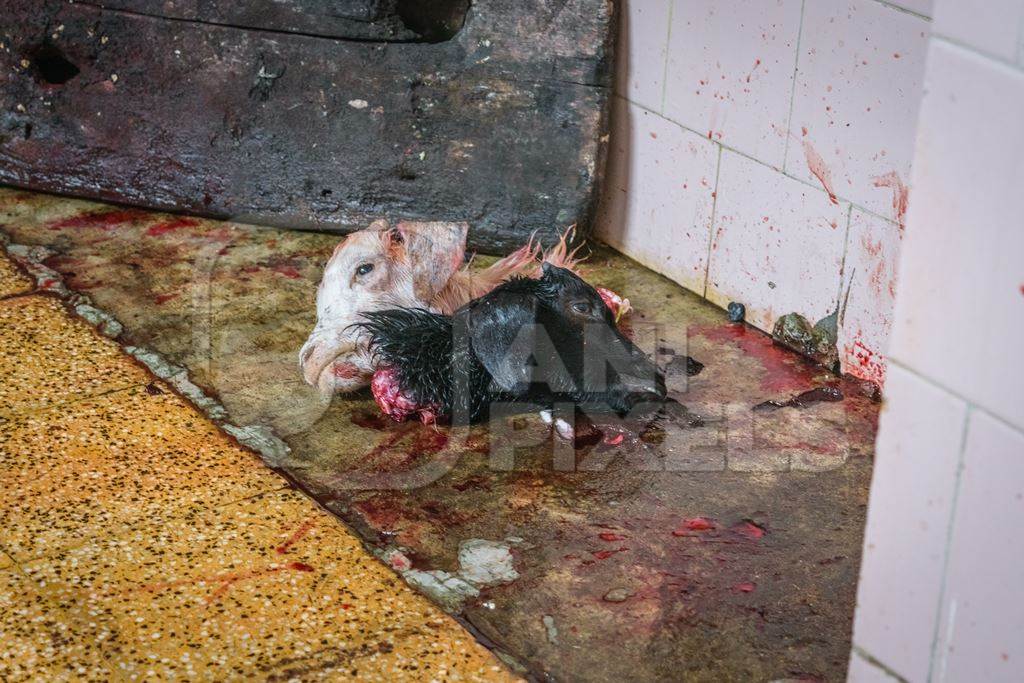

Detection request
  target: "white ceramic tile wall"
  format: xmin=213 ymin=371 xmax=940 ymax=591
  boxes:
xmin=932 ymin=410 xmax=1024 ymax=683
xmin=887 ymin=42 xmax=1024 ymax=431
xmin=837 ymin=209 xmax=903 ymax=384
xmin=599 ymin=0 xmax=931 ymax=389
xmin=932 ymin=0 xmax=1024 ymax=64
xmin=706 ymin=150 xmax=846 ymax=332
xmin=788 ymin=0 xmax=930 ymax=220
xmin=662 ymin=0 xmax=803 ymax=168
xmin=850 ymin=0 xmax=1024 ymax=679
xmin=851 ymin=364 xmax=968 ymax=683
xmin=613 ymin=0 xmax=672 ymax=111
xmin=596 ymin=97 xmax=719 ymax=294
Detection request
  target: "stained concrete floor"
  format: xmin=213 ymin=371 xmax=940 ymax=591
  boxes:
xmin=0 ymin=188 xmax=880 ymax=682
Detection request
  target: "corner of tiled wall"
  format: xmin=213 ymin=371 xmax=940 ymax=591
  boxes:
xmin=598 ymin=6 xmax=1024 ymax=680
xmin=597 ymin=0 xmax=933 ymax=388
xmin=849 ymin=0 xmax=1024 ymax=680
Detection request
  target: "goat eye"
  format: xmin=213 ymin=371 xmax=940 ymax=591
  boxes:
xmin=355 ymin=263 xmax=374 ymax=276
xmin=572 ymin=301 xmax=591 ymax=314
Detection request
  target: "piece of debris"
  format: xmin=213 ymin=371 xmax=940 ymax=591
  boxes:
xmin=348 ymin=99 xmax=369 ymax=109
xmin=457 ymin=539 xmax=519 ymax=587
xmin=754 ymin=386 xmax=844 ymax=411
xmin=542 ymin=615 xmax=559 ymax=644
xmin=771 ymin=312 xmax=840 ymax=371
xmin=404 ymin=570 xmax=480 ymax=612
xmin=602 ymin=587 xmax=633 ymax=603
xmin=727 ymin=301 xmax=746 ymax=323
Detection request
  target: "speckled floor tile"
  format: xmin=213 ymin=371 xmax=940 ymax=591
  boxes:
xmin=0 ymin=567 xmax=116 ymax=682
xmin=21 ymin=489 xmax=515 ymax=682
xmin=0 ymin=252 xmax=33 ymax=298
xmin=0 ymin=295 xmax=151 ymax=416
xmin=0 ymin=383 xmax=284 ymax=563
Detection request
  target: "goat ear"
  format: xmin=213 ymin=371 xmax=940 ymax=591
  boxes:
xmin=394 ymin=221 xmax=469 ymax=301
xmin=540 ymin=261 xmax=579 ymax=285
xmin=465 ymin=292 xmax=538 ymax=392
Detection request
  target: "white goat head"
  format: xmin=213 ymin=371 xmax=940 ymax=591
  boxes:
xmin=299 ymin=219 xmax=468 ymax=395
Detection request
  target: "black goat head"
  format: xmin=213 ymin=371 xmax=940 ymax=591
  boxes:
xmin=461 ymin=263 xmax=666 ymax=414
xmin=360 ymin=263 xmax=667 ymax=424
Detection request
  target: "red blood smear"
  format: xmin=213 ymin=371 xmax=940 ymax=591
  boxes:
xmin=672 ymin=517 xmax=715 ymax=536
xmin=693 ymin=324 xmax=811 ymax=394
xmin=598 ymin=532 xmax=627 ymax=542
xmin=731 ymin=520 xmax=766 ymax=540
xmin=342 ymin=603 xmax=353 ymax=610
xmin=872 ymin=171 xmax=909 ymax=227
xmin=272 ymin=265 xmax=302 ymax=279
xmin=288 ymin=562 xmax=315 ymax=572
xmin=371 ymin=366 xmax=442 ymax=425
xmin=802 ymin=140 xmax=839 ymax=204
xmin=350 ymin=409 xmax=390 ymax=431
xmin=276 ymin=518 xmax=317 ymax=554
xmin=49 ymin=209 xmax=147 ymax=230
xmin=146 ymin=217 xmax=200 ymax=236
xmin=733 ymin=582 xmax=756 ymax=593
xmin=353 ymin=495 xmax=404 ymax=530
xmin=331 ymin=362 xmax=362 ymax=379
xmin=592 ymin=548 xmax=627 ymax=560
xmin=388 ymin=553 xmax=412 ymax=571
xmin=844 ymin=338 xmax=885 ymax=385
xmin=604 ymin=433 xmax=625 ymax=446
xmin=154 ymin=292 xmax=179 ymax=304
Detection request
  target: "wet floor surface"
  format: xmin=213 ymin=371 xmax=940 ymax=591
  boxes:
xmin=0 ymin=188 xmax=880 ymax=682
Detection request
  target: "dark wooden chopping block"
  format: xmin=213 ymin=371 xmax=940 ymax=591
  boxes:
xmin=0 ymin=0 xmax=615 ymax=254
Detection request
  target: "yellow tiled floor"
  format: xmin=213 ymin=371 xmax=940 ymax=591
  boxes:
xmin=0 ymin=251 xmax=515 ymax=682
xmin=0 ymin=253 xmax=33 ymax=298
xmin=0 ymin=296 xmax=152 ymax=416
xmin=0 ymin=384 xmax=284 ymax=562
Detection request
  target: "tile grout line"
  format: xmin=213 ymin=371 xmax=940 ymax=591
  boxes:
xmin=870 ymin=0 xmax=932 ymax=21
xmin=932 ymin=32 xmax=1024 ymax=76
xmin=925 ymin=405 xmax=972 ymax=683
xmin=886 ymin=358 xmax=1024 ymax=437
xmin=0 ymin=380 xmax=153 ymax=422
xmin=701 ymin=145 xmax=724 ymax=299
xmin=833 ymin=203 xmax=856 ymax=313
xmin=658 ymin=0 xmax=675 ymax=115
xmin=781 ymin=0 xmax=807 ymax=174
xmin=614 ymin=93 xmax=903 ymax=228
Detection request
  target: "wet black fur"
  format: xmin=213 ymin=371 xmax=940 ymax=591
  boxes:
xmin=358 ymin=264 xmax=666 ymax=424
